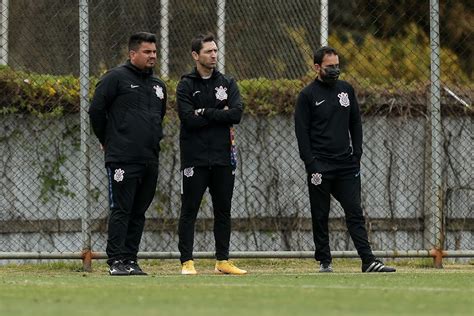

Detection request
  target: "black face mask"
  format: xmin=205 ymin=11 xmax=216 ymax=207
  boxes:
xmin=320 ymin=66 xmax=340 ymax=85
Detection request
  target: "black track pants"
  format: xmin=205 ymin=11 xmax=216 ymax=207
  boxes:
xmin=178 ymin=166 xmax=235 ymax=263
xmin=106 ymin=162 xmax=158 ymax=266
xmin=307 ymin=169 xmax=375 ymax=264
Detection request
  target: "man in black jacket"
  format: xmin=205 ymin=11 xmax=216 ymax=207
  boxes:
xmin=295 ymin=46 xmax=395 ymax=273
xmin=89 ymin=32 xmax=167 ymax=276
xmin=177 ymin=33 xmax=246 ymax=275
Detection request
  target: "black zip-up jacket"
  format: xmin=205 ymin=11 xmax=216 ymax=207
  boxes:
xmin=176 ymin=68 xmax=243 ymax=169
xmin=294 ymin=79 xmax=362 ymax=174
xmin=89 ymin=60 xmax=167 ymax=164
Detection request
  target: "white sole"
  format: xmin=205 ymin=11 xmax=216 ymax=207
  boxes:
xmin=214 ymin=268 xmax=247 ymax=275
xmin=181 ymin=271 xmax=197 ymax=275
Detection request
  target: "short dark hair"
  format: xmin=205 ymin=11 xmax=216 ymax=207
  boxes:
xmin=191 ymin=33 xmax=215 ymax=54
xmin=313 ymin=46 xmax=338 ymax=65
xmin=128 ymin=32 xmax=156 ymax=52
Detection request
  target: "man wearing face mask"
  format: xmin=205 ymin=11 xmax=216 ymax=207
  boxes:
xmin=294 ymin=46 xmax=396 ymax=273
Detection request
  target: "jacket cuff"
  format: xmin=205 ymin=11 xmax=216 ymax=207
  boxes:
xmin=202 ymin=108 xmax=216 ymax=119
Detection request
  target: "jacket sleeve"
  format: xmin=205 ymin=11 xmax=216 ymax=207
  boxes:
xmin=349 ymin=85 xmax=363 ymax=160
xmin=88 ymin=71 xmax=118 ymax=145
xmin=177 ymin=80 xmax=209 ymax=129
xmin=203 ymin=78 xmax=243 ymax=124
xmin=294 ymin=91 xmax=316 ymax=172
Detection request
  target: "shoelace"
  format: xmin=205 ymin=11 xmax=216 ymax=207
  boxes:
xmin=226 ymin=261 xmax=238 ymax=268
xmin=129 ymin=264 xmax=140 ymax=270
xmin=125 ymin=261 xmax=140 ymax=269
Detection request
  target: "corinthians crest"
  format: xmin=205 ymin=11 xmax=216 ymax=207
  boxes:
xmin=183 ymin=167 xmax=194 ymax=178
xmin=337 ymin=92 xmax=350 ymax=107
xmin=311 ymin=173 xmax=322 ymax=186
xmin=114 ymin=168 xmax=125 ymax=182
xmin=215 ymin=86 xmax=228 ymax=101
xmin=153 ymin=85 xmax=164 ymax=99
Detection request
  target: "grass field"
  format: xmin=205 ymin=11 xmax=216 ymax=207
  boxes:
xmin=1 ymin=258 xmax=473 ymax=316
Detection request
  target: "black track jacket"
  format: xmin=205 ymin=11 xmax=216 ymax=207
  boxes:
xmin=177 ymin=68 xmax=243 ymax=169
xmin=294 ymin=79 xmax=362 ymax=174
xmin=89 ymin=60 xmax=167 ymax=164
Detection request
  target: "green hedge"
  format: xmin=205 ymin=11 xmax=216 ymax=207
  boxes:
xmin=0 ymin=66 xmax=471 ymax=118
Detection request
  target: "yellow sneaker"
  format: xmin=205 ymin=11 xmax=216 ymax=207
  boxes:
xmin=181 ymin=260 xmax=197 ymax=275
xmin=215 ymin=260 xmax=247 ymax=275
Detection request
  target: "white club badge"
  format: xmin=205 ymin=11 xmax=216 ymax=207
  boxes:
xmin=153 ymin=85 xmax=164 ymax=99
xmin=338 ymin=92 xmax=350 ymax=107
xmin=311 ymin=173 xmax=322 ymax=186
xmin=114 ymin=168 xmax=125 ymax=182
xmin=183 ymin=167 xmax=194 ymax=178
xmin=215 ymin=86 xmax=228 ymax=101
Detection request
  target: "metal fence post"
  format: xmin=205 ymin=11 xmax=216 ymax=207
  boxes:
xmin=422 ymin=111 xmax=432 ymax=250
xmin=429 ymin=0 xmax=444 ymax=268
xmin=0 ymin=0 xmax=8 ymax=65
xmin=160 ymin=0 xmax=169 ymax=79
xmin=217 ymin=0 xmax=225 ymax=74
xmin=79 ymin=0 xmax=92 ymax=272
xmin=320 ymin=0 xmax=328 ymax=46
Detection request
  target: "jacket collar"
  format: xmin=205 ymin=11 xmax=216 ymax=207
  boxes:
xmin=124 ymin=60 xmax=153 ymax=77
xmin=183 ymin=67 xmax=220 ymax=80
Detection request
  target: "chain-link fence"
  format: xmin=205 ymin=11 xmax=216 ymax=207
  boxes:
xmin=0 ymin=0 xmax=472 ymax=267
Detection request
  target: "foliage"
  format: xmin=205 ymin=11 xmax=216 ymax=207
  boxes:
xmin=0 ymin=65 xmax=81 ymax=117
xmin=332 ymin=23 xmax=470 ymax=85
xmin=329 ymin=0 xmax=473 ymax=79
xmin=238 ymin=78 xmax=304 ymax=116
xmin=0 ymin=50 xmax=472 ymax=119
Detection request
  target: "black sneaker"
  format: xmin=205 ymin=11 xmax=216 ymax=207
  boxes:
xmin=124 ymin=260 xmax=148 ymax=275
xmin=362 ymin=259 xmax=396 ymax=273
xmin=108 ymin=260 xmax=129 ymax=276
xmin=319 ymin=262 xmax=333 ymax=273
